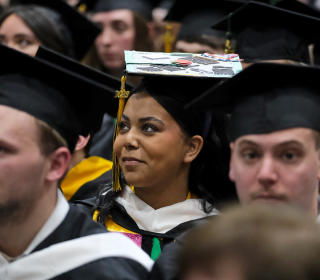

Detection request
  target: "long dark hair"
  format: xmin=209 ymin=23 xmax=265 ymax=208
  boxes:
xmin=93 ymin=77 xmax=238 ymax=224
xmin=0 ymin=5 xmax=75 ymax=57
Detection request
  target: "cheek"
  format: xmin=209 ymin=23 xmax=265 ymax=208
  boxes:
xmin=114 ymin=135 xmax=123 ymax=158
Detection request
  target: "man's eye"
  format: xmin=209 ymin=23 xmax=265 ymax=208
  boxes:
xmin=19 ymin=39 xmax=30 ymax=47
xmin=283 ymin=152 xmax=296 ymax=161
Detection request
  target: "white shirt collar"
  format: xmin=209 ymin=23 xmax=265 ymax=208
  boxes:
xmin=116 ymin=186 xmax=219 ymax=234
xmin=0 ymin=189 xmax=69 ymax=263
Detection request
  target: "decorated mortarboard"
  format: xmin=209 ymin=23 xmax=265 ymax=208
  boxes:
xmin=35 ymin=46 xmax=133 ymax=119
xmin=165 ymin=0 xmax=243 ymax=40
xmin=88 ymin=0 xmax=158 ymax=21
xmin=124 ymin=50 xmax=242 ymax=78
xmin=12 ymin=0 xmax=101 ymax=60
xmin=0 ymin=44 xmax=116 ymax=152
xmin=211 ymin=1 xmax=320 ymax=64
xmin=185 ymin=63 xmax=320 ymax=141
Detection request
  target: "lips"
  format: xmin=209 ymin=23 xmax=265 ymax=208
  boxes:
xmin=122 ymin=157 xmax=144 ymax=166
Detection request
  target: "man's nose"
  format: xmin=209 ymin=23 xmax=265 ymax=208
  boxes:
xmin=257 ymin=156 xmax=278 ymax=188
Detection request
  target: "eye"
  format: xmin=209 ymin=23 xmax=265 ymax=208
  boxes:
xmin=113 ymin=22 xmax=128 ymax=33
xmin=240 ymin=149 xmax=260 ymax=163
xmin=142 ymin=124 xmax=157 ymax=133
xmin=0 ymin=146 xmax=8 ymax=154
xmin=119 ymin=122 xmax=129 ymax=132
xmin=18 ymin=39 xmax=31 ymax=47
xmin=282 ymin=151 xmax=298 ymax=161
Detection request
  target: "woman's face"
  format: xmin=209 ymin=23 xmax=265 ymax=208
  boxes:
xmin=93 ymin=9 xmax=135 ymax=70
xmin=0 ymin=14 xmax=42 ymax=57
xmin=114 ymin=92 xmax=191 ymax=188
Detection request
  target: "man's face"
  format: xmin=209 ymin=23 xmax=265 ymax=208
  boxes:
xmin=230 ymin=128 xmax=320 ymax=214
xmin=0 ymin=105 xmax=50 ymax=225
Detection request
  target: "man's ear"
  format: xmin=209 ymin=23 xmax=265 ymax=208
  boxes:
xmin=46 ymin=147 xmax=71 ymax=182
xmin=229 ymin=142 xmax=235 ymax=182
xmin=74 ymin=135 xmax=91 ymax=152
xmin=183 ymin=135 xmax=204 ymax=163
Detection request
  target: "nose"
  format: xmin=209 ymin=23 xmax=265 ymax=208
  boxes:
xmin=98 ymin=27 xmax=113 ymax=46
xmin=123 ymin=128 xmax=139 ymax=150
xmin=257 ymin=156 xmax=278 ymax=188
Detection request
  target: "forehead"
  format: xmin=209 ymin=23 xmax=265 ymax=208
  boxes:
xmin=0 ymin=14 xmax=32 ymax=34
xmin=92 ymin=9 xmax=134 ymax=24
xmin=123 ymin=92 xmax=172 ymax=120
xmin=0 ymin=105 xmax=38 ymax=142
xmin=234 ymin=127 xmax=315 ymax=147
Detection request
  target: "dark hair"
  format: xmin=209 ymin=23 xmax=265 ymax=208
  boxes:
xmin=0 ymin=5 xmax=75 ymax=57
xmin=93 ymin=77 xmax=238 ymax=224
xmin=178 ymin=34 xmax=226 ymax=52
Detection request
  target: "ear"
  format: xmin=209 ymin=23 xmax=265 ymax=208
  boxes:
xmin=229 ymin=142 xmax=235 ymax=182
xmin=74 ymin=135 xmax=91 ymax=152
xmin=183 ymin=135 xmax=203 ymax=163
xmin=46 ymin=147 xmax=71 ymax=182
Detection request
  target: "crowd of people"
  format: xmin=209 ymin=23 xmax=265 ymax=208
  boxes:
xmin=1 ymin=0 xmax=320 ymax=279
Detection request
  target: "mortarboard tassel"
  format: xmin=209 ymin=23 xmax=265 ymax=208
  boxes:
xmin=78 ymin=3 xmax=87 ymax=13
xmin=163 ymin=23 xmax=175 ymax=53
xmin=224 ymin=13 xmax=235 ymax=54
xmin=112 ymin=76 xmax=130 ymax=192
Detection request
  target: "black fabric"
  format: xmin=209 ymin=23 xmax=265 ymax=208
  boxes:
xmin=165 ymin=0 xmax=243 ymax=40
xmin=68 ymin=169 xmax=112 ymax=203
xmin=93 ymin=0 xmax=154 ymax=20
xmin=90 ymin=114 xmax=116 ymax=160
xmin=185 ymin=63 xmax=320 ymax=140
xmin=0 ymin=44 xmax=112 ymax=152
xmin=51 ymin=257 xmax=149 ymax=280
xmin=73 ymin=198 xmax=214 ymax=256
xmin=32 ymin=205 xmax=148 ymax=280
xmin=212 ymin=1 xmax=320 ymax=63
xmin=13 ymin=0 xmax=101 ymax=60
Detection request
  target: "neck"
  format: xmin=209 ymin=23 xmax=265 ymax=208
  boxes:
xmin=0 ymin=183 xmax=58 ymax=257
xmin=134 ymin=164 xmax=190 ymax=210
xmin=309 ymin=190 xmax=319 ymax=219
xmin=69 ymin=148 xmax=86 ymax=171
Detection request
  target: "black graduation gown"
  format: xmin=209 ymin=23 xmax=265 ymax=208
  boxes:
xmin=7 ymin=206 xmax=151 ymax=280
xmin=74 ymin=198 xmax=213 ymax=257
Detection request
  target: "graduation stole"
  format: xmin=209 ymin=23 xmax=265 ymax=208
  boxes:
xmin=112 ymin=76 xmax=130 ymax=192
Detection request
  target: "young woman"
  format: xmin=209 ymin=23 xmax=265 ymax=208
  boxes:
xmin=75 ymin=76 xmax=238 ymax=260
xmin=0 ymin=0 xmax=99 ymax=59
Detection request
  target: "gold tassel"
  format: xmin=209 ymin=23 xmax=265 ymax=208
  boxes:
xmin=112 ymin=76 xmax=130 ymax=192
xmin=78 ymin=4 xmax=87 ymax=13
xmin=163 ymin=23 xmax=175 ymax=53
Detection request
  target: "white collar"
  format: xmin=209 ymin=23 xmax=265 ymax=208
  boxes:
xmin=116 ymin=186 xmax=219 ymax=234
xmin=0 ymin=190 xmax=69 ymax=264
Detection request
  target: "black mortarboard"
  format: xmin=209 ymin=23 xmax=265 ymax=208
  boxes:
xmin=0 ymin=44 xmax=116 ymax=152
xmin=35 ymin=46 xmax=133 ymax=119
xmin=185 ymin=63 xmax=320 ymax=141
xmin=165 ymin=0 xmax=243 ymax=40
xmin=12 ymin=0 xmax=101 ymax=60
xmin=211 ymin=1 xmax=320 ymax=64
xmin=90 ymin=0 xmax=158 ymax=21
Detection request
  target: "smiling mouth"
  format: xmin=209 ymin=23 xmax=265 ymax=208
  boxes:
xmin=253 ymin=195 xmax=285 ymax=202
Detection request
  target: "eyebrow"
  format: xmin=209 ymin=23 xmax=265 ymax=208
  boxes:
xmin=121 ymin=114 xmax=129 ymax=121
xmin=238 ymin=139 xmax=304 ymax=148
xmin=139 ymin=117 xmax=165 ymax=126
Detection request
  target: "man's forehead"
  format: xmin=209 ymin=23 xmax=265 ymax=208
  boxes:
xmin=0 ymin=105 xmax=38 ymax=137
xmin=235 ymin=127 xmax=315 ymax=147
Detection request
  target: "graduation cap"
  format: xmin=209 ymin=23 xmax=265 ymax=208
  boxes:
xmin=11 ymin=0 xmax=101 ymax=60
xmin=35 ymin=46 xmax=133 ymax=119
xmin=185 ymin=63 xmax=320 ymax=141
xmin=165 ymin=0 xmax=243 ymax=40
xmin=211 ymin=1 xmax=320 ymax=63
xmin=84 ymin=0 xmax=160 ymax=21
xmin=0 ymin=44 xmax=118 ymax=152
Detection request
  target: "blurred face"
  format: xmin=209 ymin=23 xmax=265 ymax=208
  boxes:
xmin=0 ymin=14 xmax=42 ymax=56
xmin=175 ymin=40 xmax=224 ymax=54
xmin=93 ymin=9 xmax=135 ymax=69
xmin=113 ymin=92 xmax=191 ymax=188
xmin=0 ymin=105 xmax=51 ymax=225
xmin=230 ymin=128 xmax=320 ymax=215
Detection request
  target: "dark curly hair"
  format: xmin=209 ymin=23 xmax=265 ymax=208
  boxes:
xmin=93 ymin=77 xmax=238 ymax=224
